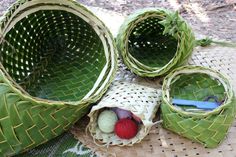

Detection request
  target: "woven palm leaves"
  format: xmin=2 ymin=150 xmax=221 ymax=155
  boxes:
xmin=87 ymin=81 xmax=162 ymax=146
xmin=116 ymin=8 xmax=195 ymax=77
xmin=0 ymin=0 xmax=117 ymax=156
xmin=161 ymin=66 xmax=236 ymax=148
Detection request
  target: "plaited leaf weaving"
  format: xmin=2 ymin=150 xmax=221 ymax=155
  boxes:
xmin=116 ymin=8 xmax=195 ymax=77
xmin=0 ymin=0 xmax=117 ymax=156
xmin=161 ymin=66 xmax=236 ymax=148
xmin=87 ymin=81 xmax=162 ymax=146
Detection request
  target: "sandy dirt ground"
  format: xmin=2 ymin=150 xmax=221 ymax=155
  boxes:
xmin=79 ymin=0 xmax=236 ymax=41
xmin=0 ymin=0 xmax=236 ymax=41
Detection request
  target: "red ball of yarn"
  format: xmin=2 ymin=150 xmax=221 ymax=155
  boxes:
xmin=115 ymin=119 xmax=138 ymax=139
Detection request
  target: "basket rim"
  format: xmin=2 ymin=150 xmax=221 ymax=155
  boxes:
xmin=116 ymin=8 xmax=193 ymax=77
xmin=124 ymin=10 xmax=179 ymax=71
xmin=0 ymin=0 xmax=118 ymax=106
xmin=162 ymin=65 xmax=235 ymax=117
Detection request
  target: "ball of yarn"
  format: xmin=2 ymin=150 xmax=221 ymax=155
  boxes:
xmin=98 ymin=110 xmax=118 ymax=133
xmin=115 ymin=119 xmax=138 ymax=139
xmin=114 ymin=108 xmax=132 ymax=119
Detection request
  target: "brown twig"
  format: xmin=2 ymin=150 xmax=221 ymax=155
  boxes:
xmin=207 ymin=3 xmax=236 ymax=11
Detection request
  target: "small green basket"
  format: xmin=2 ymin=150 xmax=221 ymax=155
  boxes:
xmin=116 ymin=8 xmax=195 ymax=77
xmin=0 ymin=0 xmax=117 ymax=156
xmin=161 ymin=66 xmax=236 ymax=148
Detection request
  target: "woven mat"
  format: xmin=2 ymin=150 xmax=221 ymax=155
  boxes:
xmin=71 ymin=7 xmax=236 ymax=157
xmin=16 ymin=132 xmax=95 ymax=157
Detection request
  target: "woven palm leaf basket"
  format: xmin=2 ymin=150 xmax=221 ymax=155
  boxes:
xmin=0 ymin=0 xmax=117 ymax=156
xmin=116 ymin=8 xmax=195 ymax=77
xmin=87 ymin=81 xmax=162 ymax=146
xmin=161 ymin=65 xmax=236 ymax=148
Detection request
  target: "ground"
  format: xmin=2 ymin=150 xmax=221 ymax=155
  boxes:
xmin=77 ymin=0 xmax=236 ymax=41
xmin=1 ymin=0 xmax=236 ymax=41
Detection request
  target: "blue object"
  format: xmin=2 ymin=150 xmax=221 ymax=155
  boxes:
xmin=173 ymin=98 xmax=220 ymax=110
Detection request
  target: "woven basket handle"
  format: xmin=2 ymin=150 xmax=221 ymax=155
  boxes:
xmin=195 ymin=37 xmax=236 ymax=47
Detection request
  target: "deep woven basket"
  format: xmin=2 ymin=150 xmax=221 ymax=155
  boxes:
xmin=0 ymin=0 xmax=117 ymax=156
xmin=116 ymin=8 xmax=195 ymax=77
xmin=161 ymin=66 xmax=236 ymax=148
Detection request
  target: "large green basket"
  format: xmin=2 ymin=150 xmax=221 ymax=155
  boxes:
xmin=116 ymin=8 xmax=195 ymax=77
xmin=0 ymin=0 xmax=117 ymax=156
xmin=161 ymin=66 xmax=236 ymax=148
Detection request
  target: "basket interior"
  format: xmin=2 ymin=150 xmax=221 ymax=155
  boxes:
xmin=128 ymin=16 xmax=178 ymax=68
xmin=0 ymin=10 xmax=106 ymax=102
xmin=170 ymin=73 xmax=226 ymax=110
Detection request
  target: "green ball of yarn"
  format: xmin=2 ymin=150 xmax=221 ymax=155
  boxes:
xmin=98 ymin=110 xmax=118 ymax=133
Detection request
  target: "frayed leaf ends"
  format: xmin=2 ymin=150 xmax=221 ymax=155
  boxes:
xmin=158 ymin=11 xmax=184 ymax=38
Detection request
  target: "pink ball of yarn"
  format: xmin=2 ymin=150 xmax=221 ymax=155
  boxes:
xmin=114 ymin=108 xmax=132 ymax=119
xmin=115 ymin=118 xmax=138 ymax=139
